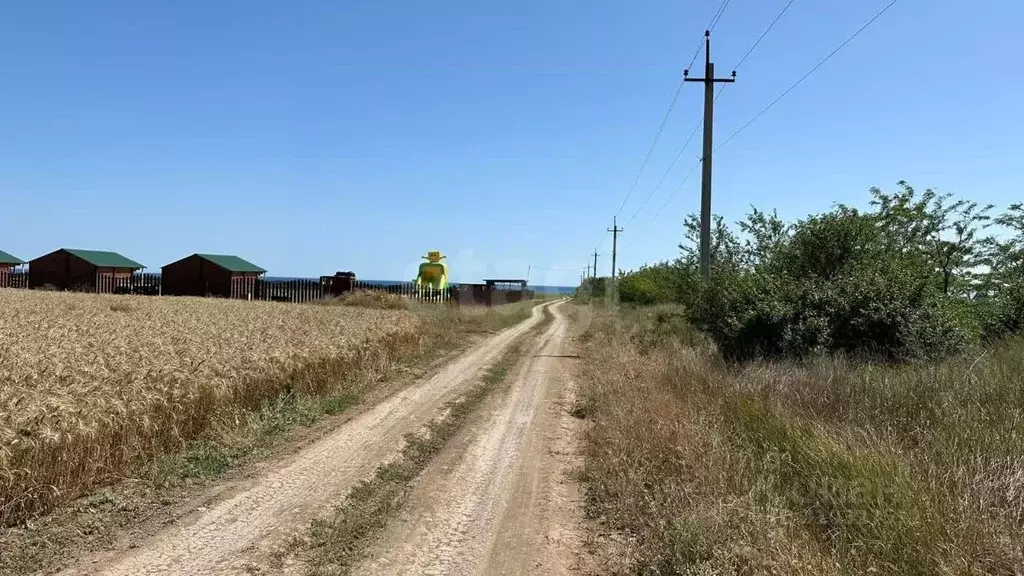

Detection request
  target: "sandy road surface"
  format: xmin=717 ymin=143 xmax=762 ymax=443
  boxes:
xmin=355 ymin=301 xmax=588 ymax=576
xmin=60 ymin=303 xmax=551 ymax=576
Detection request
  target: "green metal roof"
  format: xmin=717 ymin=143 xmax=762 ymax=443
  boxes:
xmin=196 ymin=253 xmax=266 ymax=274
xmin=0 ymin=250 xmax=25 ymax=265
xmin=64 ymin=248 xmax=144 ymax=269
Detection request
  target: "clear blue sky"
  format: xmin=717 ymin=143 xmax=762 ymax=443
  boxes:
xmin=2 ymin=1 xmax=1021 ymax=285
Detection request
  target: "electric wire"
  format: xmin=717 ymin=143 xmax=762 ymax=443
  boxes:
xmin=643 ymin=0 xmax=898 ymax=230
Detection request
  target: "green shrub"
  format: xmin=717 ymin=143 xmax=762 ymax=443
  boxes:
xmin=617 ymin=263 xmax=688 ymax=305
xmin=574 ymin=277 xmax=608 ymax=303
xmin=612 ymin=184 xmax=1024 ymax=362
xmin=687 ymin=269 xmax=789 ymax=360
xmin=978 ymin=285 xmax=1024 ymax=342
xmin=684 ymin=209 xmax=976 ymax=361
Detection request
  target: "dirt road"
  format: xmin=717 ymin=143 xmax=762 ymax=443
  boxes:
xmin=61 ymin=303 xmax=553 ymax=576
xmin=354 ymin=300 xmax=589 ymax=575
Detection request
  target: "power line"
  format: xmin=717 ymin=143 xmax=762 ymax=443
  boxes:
xmin=628 ymin=82 xmax=733 ymax=225
xmin=630 ymin=0 xmax=794 ymax=227
xmin=613 ymin=78 xmax=686 ymax=217
xmin=638 ymin=0 xmax=897 ymax=234
xmin=607 ymin=217 xmax=624 ymax=277
xmin=687 ymin=0 xmax=733 ymax=70
xmin=620 ymin=0 xmax=731 ymax=221
xmin=531 ymin=265 xmax=579 ymax=273
xmin=638 ymin=87 xmax=728 ymax=229
xmin=708 ymin=0 xmax=733 ymax=32
xmin=704 ymin=1 xmax=793 ymax=113
xmin=733 ymin=0 xmax=797 ymax=71
xmin=716 ymin=0 xmax=898 ymax=153
xmin=610 ymin=0 xmax=734 ymax=226
xmin=627 ymin=118 xmax=702 ymax=224
xmin=626 ymin=0 xmax=735 ymax=226
xmin=643 ymin=160 xmax=702 ymax=232
xmin=686 ymin=37 xmax=708 ymax=83
xmin=634 ymin=0 xmax=792 ymax=224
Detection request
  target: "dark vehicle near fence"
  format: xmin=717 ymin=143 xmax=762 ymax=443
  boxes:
xmin=322 ymin=271 xmax=356 ymax=297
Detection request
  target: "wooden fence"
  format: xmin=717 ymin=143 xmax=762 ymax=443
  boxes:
xmin=352 ymin=280 xmax=455 ymax=303
xmin=348 ymin=281 xmax=534 ymax=305
xmin=255 ymin=278 xmax=330 ymax=303
xmin=0 ymin=271 xmax=29 ymax=289
xmin=100 ymin=273 xmax=162 ymax=295
xmin=0 ymin=271 xmax=534 ymax=307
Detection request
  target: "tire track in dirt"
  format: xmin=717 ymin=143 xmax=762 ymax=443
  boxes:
xmin=59 ymin=304 xmax=552 ymax=576
xmin=354 ymin=301 xmax=589 ymax=575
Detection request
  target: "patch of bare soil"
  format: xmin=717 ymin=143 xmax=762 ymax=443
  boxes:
xmin=353 ymin=302 xmax=596 ymax=575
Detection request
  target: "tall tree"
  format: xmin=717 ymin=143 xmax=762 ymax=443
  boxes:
xmin=737 ymin=207 xmax=791 ymax=270
xmin=928 ymin=195 xmax=993 ymax=296
xmin=679 ymin=213 xmax=742 ymax=270
xmin=869 ymin=181 xmax=993 ymax=296
xmin=985 ymin=203 xmax=1024 ymax=292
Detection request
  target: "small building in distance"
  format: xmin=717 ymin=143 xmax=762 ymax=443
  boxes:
xmin=29 ymin=248 xmax=144 ymax=290
xmin=0 ymin=249 xmax=26 ymax=288
xmin=0 ymin=249 xmax=25 ymax=273
xmin=483 ymin=279 xmax=531 ymax=305
xmin=161 ymin=253 xmax=266 ymax=298
xmin=452 ymin=278 xmax=533 ymax=306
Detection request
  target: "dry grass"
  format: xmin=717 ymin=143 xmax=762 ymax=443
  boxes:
xmin=323 ymin=290 xmax=410 ymax=310
xmin=0 ymin=289 xmax=422 ymax=526
xmin=574 ymin=304 xmax=1024 ymax=575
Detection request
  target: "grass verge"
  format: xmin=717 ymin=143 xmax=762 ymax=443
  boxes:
xmin=0 ymin=300 xmax=539 ymax=576
xmin=573 ymin=303 xmax=1024 ymax=575
xmin=298 ymin=303 xmax=555 ymax=575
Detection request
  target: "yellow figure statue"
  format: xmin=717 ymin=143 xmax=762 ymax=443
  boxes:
xmin=415 ymin=250 xmax=448 ymax=290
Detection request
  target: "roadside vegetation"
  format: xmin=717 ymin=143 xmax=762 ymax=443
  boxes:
xmin=585 ymin=182 xmax=1024 ymax=361
xmin=577 ymin=306 xmax=1024 ymax=574
xmin=0 ymin=291 xmax=535 ymax=574
xmin=574 ymin=183 xmax=1024 ymax=574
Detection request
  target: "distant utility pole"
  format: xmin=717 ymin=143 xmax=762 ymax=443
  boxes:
xmin=607 ymin=217 xmax=623 ymax=278
xmin=684 ymin=31 xmax=735 ymax=281
xmin=586 ymin=263 xmax=591 ymax=278
xmin=592 ymin=250 xmax=600 ymax=279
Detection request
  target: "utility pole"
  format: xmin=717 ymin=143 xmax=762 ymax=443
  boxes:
xmin=607 ymin=217 xmax=623 ymax=278
xmin=586 ymin=263 xmax=591 ymax=279
xmin=592 ymin=250 xmax=600 ymax=279
xmin=684 ymin=31 xmax=735 ymax=280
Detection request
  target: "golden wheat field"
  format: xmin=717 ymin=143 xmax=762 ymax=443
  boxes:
xmin=0 ymin=289 xmax=421 ymax=525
